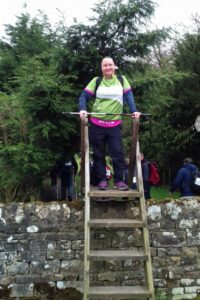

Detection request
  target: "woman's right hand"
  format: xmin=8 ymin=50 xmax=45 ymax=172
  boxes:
xmin=79 ymin=110 xmax=88 ymax=119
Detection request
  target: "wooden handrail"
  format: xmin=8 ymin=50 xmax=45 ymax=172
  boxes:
xmin=80 ymin=117 xmax=87 ymax=194
xmin=128 ymin=118 xmax=140 ymax=187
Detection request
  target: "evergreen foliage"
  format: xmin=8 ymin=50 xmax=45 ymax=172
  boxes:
xmin=138 ymin=21 xmax=200 ymax=170
xmin=0 ymin=1 xmax=199 ymax=201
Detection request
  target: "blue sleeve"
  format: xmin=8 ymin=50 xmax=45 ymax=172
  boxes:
xmin=123 ymin=90 xmax=137 ymax=113
xmin=170 ymin=169 xmax=184 ymax=192
xmin=78 ymin=90 xmax=93 ymax=111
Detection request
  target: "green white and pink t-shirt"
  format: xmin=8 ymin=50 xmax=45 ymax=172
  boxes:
xmin=81 ymin=74 xmax=135 ymax=128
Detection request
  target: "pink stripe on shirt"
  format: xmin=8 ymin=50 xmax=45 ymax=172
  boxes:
xmin=84 ymin=88 xmax=94 ymax=95
xmin=91 ymin=117 xmax=122 ymax=128
xmin=124 ymin=87 xmax=132 ymax=94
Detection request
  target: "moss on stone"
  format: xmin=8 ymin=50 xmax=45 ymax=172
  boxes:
xmin=68 ymin=200 xmax=84 ymax=210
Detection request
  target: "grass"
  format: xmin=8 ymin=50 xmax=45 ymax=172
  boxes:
xmin=151 ymin=185 xmax=180 ymax=201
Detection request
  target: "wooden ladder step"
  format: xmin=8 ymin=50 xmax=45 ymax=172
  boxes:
xmin=88 ymin=187 xmax=141 ymax=198
xmin=89 ymin=286 xmax=151 ymax=298
xmin=89 ymin=249 xmax=148 ymax=260
xmin=89 ymin=218 xmax=144 ymax=228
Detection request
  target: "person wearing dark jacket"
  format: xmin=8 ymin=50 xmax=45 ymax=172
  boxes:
xmin=60 ymin=154 xmax=78 ymax=201
xmin=140 ymin=153 xmax=151 ymax=200
xmin=170 ymin=157 xmax=198 ymax=197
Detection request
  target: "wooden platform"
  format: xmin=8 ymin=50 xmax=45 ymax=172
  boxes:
xmin=89 ymin=286 xmax=151 ymax=298
xmin=89 ymin=218 xmax=144 ymax=228
xmin=89 ymin=249 xmax=148 ymax=260
xmin=88 ymin=186 xmax=142 ymax=198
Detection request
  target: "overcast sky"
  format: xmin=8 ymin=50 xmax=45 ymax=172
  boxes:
xmin=0 ymin=0 xmax=199 ymax=37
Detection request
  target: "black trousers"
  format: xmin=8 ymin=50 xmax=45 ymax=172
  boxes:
xmin=89 ymin=122 xmax=125 ymax=183
xmin=60 ymin=170 xmax=73 ymax=200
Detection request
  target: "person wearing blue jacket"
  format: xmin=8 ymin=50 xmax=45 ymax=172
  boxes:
xmin=170 ymin=157 xmax=198 ymax=197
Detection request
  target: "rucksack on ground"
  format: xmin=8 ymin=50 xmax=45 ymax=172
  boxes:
xmin=148 ymin=162 xmax=160 ymax=186
xmin=190 ymin=170 xmax=200 ymax=195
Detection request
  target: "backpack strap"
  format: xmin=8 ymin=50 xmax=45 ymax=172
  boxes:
xmin=94 ymin=76 xmax=103 ymax=96
xmin=94 ymin=75 xmax=124 ymax=97
xmin=117 ymin=74 xmax=124 ymax=87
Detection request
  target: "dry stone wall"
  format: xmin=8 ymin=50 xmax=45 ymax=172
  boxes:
xmin=0 ymin=198 xmax=200 ymax=299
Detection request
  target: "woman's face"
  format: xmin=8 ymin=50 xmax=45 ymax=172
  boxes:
xmin=101 ymin=58 xmax=115 ymax=78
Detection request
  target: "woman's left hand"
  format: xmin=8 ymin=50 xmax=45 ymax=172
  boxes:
xmin=132 ymin=112 xmax=141 ymax=119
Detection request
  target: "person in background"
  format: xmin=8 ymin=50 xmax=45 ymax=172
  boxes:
xmin=140 ymin=153 xmax=151 ymax=200
xmin=50 ymin=165 xmax=59 ymax=186
xmin=170 ymin=157 xmax=198 ymax=198
xmin=124 ymin=157 xmax=130 ymax=185
xmin=60 ymin=153 xmax=78 ymax=201
xmin=78 ymin=56 xmax=141 ymax=191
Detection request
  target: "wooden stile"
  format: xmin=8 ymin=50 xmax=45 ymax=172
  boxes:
xmin=81 ymin=116 xmax=155 ymax=300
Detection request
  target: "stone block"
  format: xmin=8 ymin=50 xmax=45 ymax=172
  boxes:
xmin=123 ymin=259 xmax=143 ymax=271
xmin=0 ymin=263 xmax=6 ymax=276
xmin=18 ymin=250 xmax=46 ymax=262
xmin=148 ymin=205 xmax=162 ymax=221
xmin=105 ymin=260 xmax=122 ymax=271
xmin=172 ymin=287 xmax=184 ymax=295
xmin=187 ymin=230 xmax=200 ymax=246
xmin=0 ymin=276 xmax=15 ymax=285
xmin=180 ymin=279 xmax=195 ymax=286
xmin=185 ymin=286 xmax=200 ymax=293
xmin=0 ymin=241 xmax=4 ymax=251
xmin=9 ymin=283 xmax=34 ymax=298
xmin=46 ymin=241 xmax=57 ymax=250
xmin=46 ymin=249 xmax=74 ymax=260
xmin=40 ymin=273 xmax=64 ymax=282
xmin=16 ymin=275 xmax=41 ymax=284
xmin=157 ymin=247 xmax=181 ymax=257
xmin=163 ymin=202 xmax=182 ymax=220
xmin=152 ymin=231 xmax=186 ymax=247
xmin=154 ymin=279 xmax=167 ymax=288
xmin=60 ymin=231 xmax=84 ymax=240
xmin=0 ymin=251 xmax=18 ymax=263
xmin=60 ymin=260 xmax=83 ymax=273
xmin=7 ymin=262 xmax=29 ymax=275
xmin=75 ymin=250 xmax=84 ymax=259
xmin=30 ymin=260 xmax=60 ymax=274
xmin=57 ymin=240 xmax=71 ymax=250
xmin=72 ymin=240 xmax=84 ymax=250
xmin=5 ymin=240 xmax=29 ymax=252
xmin=112 ymin=229 xmax=142 ymax=248
xmin=172 ymin=294 xmax=197 ymax=300
xmin=29 ymin=239 xmax=47 ymax=250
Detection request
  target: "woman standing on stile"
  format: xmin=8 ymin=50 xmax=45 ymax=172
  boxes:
xmin=78 ymin=57 xmax=141 ymax=190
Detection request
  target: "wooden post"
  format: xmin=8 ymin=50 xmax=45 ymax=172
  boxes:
xmin=136 ymin=141 xmax=155 ymax=300
xmin=128 ymin=118 xmax=140 ymax=187
xmin=81 ymin=117 xmax=86 ymax=195
xmin=83 ymin=116 xmax=90 ymax=300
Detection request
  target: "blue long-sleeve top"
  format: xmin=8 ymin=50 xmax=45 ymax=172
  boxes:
xmin=78 ymin=89 xmax=137 ymax=113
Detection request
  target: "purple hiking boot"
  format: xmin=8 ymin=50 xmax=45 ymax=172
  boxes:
xmin=114 ymin=181 xmax=129 ymax=191
xmin=98 ymin=180 xmax=108 ymax=190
